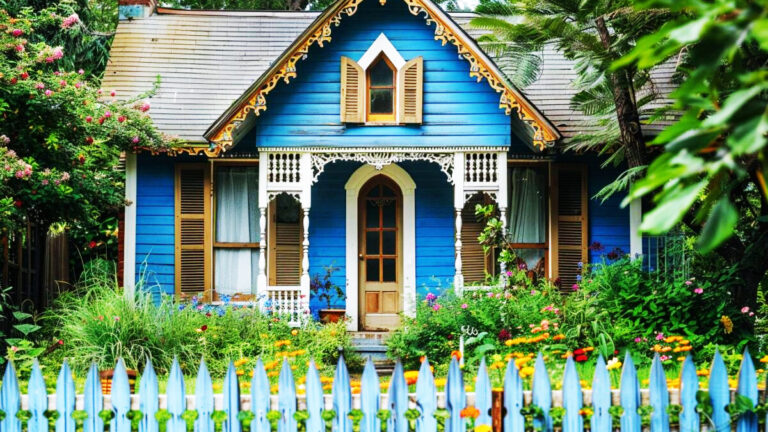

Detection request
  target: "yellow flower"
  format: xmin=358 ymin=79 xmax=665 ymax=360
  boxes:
xmin=236 ymin=369 xmax=245 ymax=376
xmin=291 ymin=329 xmax=299 ymax=336
xmin=475 ymin=425 xmax=492 ymax=432
xmin=234 ymin=358 xmax=248 ymax=367
xmin=520 ymin=366 xmax=534 ymax=378
xmin=760 ymin=355 xmax=768 ymax=364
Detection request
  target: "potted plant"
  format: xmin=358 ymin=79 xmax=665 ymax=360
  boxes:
xmin=310 ymin=265 xmax=346 ymax=323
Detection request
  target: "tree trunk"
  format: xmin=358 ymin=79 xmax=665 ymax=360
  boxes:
xmin=595 ymin=16 xmax=648 ymax=169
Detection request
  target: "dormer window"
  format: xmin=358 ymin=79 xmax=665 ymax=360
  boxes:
xmin=340 ymin=33 xmax=423 ymax=125
xmin=368 ymin=55 xmax=396 ymax=122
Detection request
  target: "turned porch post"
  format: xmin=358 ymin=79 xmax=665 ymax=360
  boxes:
xmin=257 ymin=151 xmax=269 ymax=305
xmin=453 ymin=153 xmax=465 ymax=293
xmin=497 ymin=152 xmax=508 ymax=286
xmin=299 ymin=153 xmax=312 ymax=313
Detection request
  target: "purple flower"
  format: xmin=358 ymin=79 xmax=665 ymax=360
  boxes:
xmin=425 ymin=293 xmax=437 ymax=301
xmin=571 ymin=284 xmax=579 ymax=291
xmin=656 ymin=332 xmax=664 ymax=341
xmin=460 ymin=303 xmax=468 ymax=309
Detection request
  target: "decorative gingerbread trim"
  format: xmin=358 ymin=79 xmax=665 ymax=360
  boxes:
xmin=205 ymin=0 xmax=559 ymax=152
xmin=135 ymin=145 xmax=223 ymax=157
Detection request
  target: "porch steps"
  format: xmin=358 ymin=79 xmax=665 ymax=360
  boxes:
xmin=350 ymin=332 xmax=395 ymax=375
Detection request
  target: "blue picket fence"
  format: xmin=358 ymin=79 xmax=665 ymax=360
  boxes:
xmin=0 ymin=350 xmax=761 ymax=432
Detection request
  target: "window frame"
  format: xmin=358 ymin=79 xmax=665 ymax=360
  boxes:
xmin=366 ymin=54 xmax=397 ymax=123
xmin=507 ymin=161 xmax=550 ymax=278
xmin=211 ymin=160 xmax=260 ymax=301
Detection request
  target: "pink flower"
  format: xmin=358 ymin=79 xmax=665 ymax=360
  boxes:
xmin=694 ymin=288 xmax=703 ymax=294
xmin=104 ymin=111 xmax=112 ymax=118
xmin=530 ymin=290 xmax=537 ymax=295
xmin=571 ymin=284 xmax=579 ymax=291
xmin=15 ymin=45 xmax=24 ymax=52
xmin=110 ymin=90 xmax=116 ymax=97
xmin=460 ymin=303 xmax=468 ymax=309
xmin=10 ymin=346 xmax=18 ymax=353
xmin=741 ymin=306 xmax=750 ymax=314
xmin=660 ymin=355 xmax=670 ymax=362
xmin=425 ymin=293 xmax=436 ymax=301
xmin=60 ymin=80 xmax=67 ymax=87
xmin=656 ymin=332 xmax=664 ymax=341
xmin=75 ymin=82 xmax=81 ymax=89
xmin=61 ymin=13 xmax=80 ymax=29
xmin=113 ymin=316 xmax=120 ymax=321
xmin=12 ymin=29 xmax=23 ymax=37
xmin=487 ymin=292 xmax=494 ymax=298
xmin=118 ymin=116 xmax=126 ymax=123
xmin=634 ymin=337 xmax=642 ymax=343
xmin=432 ymin=304 xmax=441 ymax=311
xmin=132 ymin=136 xmax=140 ymax=144
xmin=140 ymin=102 xmax=150 ymax=112
xmin=85 ymin=116 xmax=93 ymax=123
xmin=749 ymin=312 xmax=755 ymax=317
xmin=52 ymin=47 xmax=63 ymax=60
xmin=41 ymin=179 xmax=49 ymax=186
xmin=44 ymin=90 xmax=52 ymax=97
xmin=685 ymin=280 xmax=692 ymax=286
xmin=78 ymin=69 xmax=84 ymax=75
xmin=35 ymin=82 xmax=45 ymax=90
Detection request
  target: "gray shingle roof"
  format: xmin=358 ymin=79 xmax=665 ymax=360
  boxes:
xmin=102 ymin=8 xmax=675 ymax=143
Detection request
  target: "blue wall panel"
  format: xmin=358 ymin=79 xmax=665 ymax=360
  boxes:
xmin=135 ymin=155 xmax=175 ymax=298
xmin=584 ymin=157 xmax=630 ymax=264
xmin=307 ymin=161 xmax=455 ymax=313
xmin=240 ymin=0 xmax=520 ymax=149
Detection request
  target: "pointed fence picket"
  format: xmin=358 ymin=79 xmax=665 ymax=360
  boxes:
xmin=1 ymin=349 xmax=765 ymax=432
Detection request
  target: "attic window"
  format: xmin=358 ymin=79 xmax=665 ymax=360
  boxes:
xmin=367 ymin=55 xmax=396 ymax=122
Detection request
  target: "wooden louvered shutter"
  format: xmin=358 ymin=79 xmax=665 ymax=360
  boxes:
xmin=340 ymin=56 xmax=365 ymax=123
xmin=268 ymin=201 xmax=302 ymax=286
xmin=550 ymin=165 xmax=588 ymax=290
xmin=397 ymin=56 xmax=423 ymax=124
xmin=461 ymin=195 xmax=495 ymax=284
xmin=175 ymin=164 xmax=211 ymax=298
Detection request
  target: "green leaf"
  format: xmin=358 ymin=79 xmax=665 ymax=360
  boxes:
xmin=639 ymin=180 xmax=707 ymax=234
xmin=12 ymin=324 xmax=40 ymax=336
xmin=702 ymin=85 xmax=767 ymax=128
xmin=696 ymin=197 xmax=738 ymax=254
xmin=753 ymin=18 xmax=768 ymax=51
xmin=728 ymin=114 xmax=768 ymax=155
xmin=12 ymin=311 xmax=32 ymax=321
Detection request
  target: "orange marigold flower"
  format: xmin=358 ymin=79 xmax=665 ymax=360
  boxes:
xmin=451 ymin=350 xmax=462 ymax=360
xmin=460 ymin=407 xmax=480 ymax=419
xmin=552 ymin=334 xmax=566 ymax=341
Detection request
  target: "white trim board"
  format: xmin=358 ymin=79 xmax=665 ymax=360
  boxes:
xmin=344 ymin=163 xmax=416 ymax=331
xmin=357 ymin=33 xmax=406 ymax=70
xmin=123 ymin=153 xmax=137 ymax=297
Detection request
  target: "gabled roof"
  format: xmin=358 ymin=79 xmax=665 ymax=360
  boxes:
xmin=201 ymin=0 xmax=560 ymax=153
xmin=102 ymin=7 xmax=676 ymax=154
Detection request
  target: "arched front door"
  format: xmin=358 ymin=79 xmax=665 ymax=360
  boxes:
xmin=359 ymin=175 xmax=402 ymax=330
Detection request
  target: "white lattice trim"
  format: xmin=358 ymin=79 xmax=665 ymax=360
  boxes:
xmin=312 ymin=152 xmax=454 ymax=183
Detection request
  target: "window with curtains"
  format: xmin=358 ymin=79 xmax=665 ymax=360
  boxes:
xmin=214 ymin=166 xmax=259 ymax=299
xmin=507 ymin=165 xmax=548 ymax=277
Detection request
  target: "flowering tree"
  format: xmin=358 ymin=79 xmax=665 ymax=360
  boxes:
xmin=0 ymin=4 xmax=176 ymax=252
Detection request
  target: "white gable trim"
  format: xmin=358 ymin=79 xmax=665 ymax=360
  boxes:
xmin=345 ymin=163 xmax=416 ymax=331
xmin=357 ymin=33 xmax=406 ymax=70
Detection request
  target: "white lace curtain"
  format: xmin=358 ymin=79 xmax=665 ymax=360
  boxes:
xmin=507 ymin=167 xmax=547 ymax=266
xmin=215 ymin=167 xmax=259 ymax=295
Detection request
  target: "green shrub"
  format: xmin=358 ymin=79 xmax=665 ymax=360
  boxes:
xmin=43 ymin=259 xmax=358 ymax=377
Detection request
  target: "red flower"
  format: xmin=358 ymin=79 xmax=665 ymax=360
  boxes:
xmin=20 ymin=72 xmax=29 ymax=80
xmin=88 ymin=240 xmax=97 ymax=249
xmin=85 ymin=116 xmax=92 ymax=123
xmin=498 ymin=329 xmax=511 ymax=341
xmin=10 ymin=77 xmax=17 ymax=84
xmin=98 ymin=117 xmax=105 ymax=125
xmin=85 ymin=136 xmax=93 ymax=144
xmin=12 ymin=29 xmax=23 ymax=37
xmin=573 ymin=348 xmax=585 ymax=355
xmin=78 ymin=154 xmax=86 ymax=164
xmin=13 ymin=200 xmax=22 ymax=208
xmin=118 ymin=115 xmax=126 ymax=123
xmin=57 ymin=339 xmax=64 ymax=345
xmin=200 ymin=325 xmax=208 ymax=331
xmin=575 ymin=355 xmax=588 ymax=362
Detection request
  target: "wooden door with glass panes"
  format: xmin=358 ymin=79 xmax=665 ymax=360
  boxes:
xmin=359 ymin=175 xmax=402 ymax=330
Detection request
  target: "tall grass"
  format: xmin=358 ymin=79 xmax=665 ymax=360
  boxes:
xmin=44 ymin=259 xmax=357 ymax=377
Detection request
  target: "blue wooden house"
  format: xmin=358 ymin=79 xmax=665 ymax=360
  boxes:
xmin=109 ymin=0 xmax=657 ymax=330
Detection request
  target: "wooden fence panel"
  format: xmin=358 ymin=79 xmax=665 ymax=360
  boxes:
xmin=503 ymin=360 xmax=524 ymax=432
xmin=649 ymin=354 xmax=669 ymax=432
xmin=139 ymin=361 xmax=158 ymax=432
xmin=3 ymin=350 xmax=768 ymax=432
xmin=561 ymin=357 xmax=582 ymax=432
xmin=531 ymin=354 xmax=552 ymax=432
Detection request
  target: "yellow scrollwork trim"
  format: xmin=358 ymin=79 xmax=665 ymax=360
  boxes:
xmin=207 ymin=0 xmax=557 ymax=152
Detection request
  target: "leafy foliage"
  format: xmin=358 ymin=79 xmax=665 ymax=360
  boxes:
xmin=617 ymin=0 xmax=768 ymax=254
xmin=42 ymin=260 xmax=359 ymax=376
xmin=0 ymin=4 xmax=176 ymax=248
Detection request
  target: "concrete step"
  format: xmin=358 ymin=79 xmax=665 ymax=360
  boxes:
xmin=350 ymin=331 xmax=394 ymax=374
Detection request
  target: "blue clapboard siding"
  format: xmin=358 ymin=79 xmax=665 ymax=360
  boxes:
xmin=308 ymin=161 xmax=455 ymax=312
xmin=135 ymin=155 xmax=176 ymax=297
xmin=238 ymin=0 xmax=520 ymax=150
